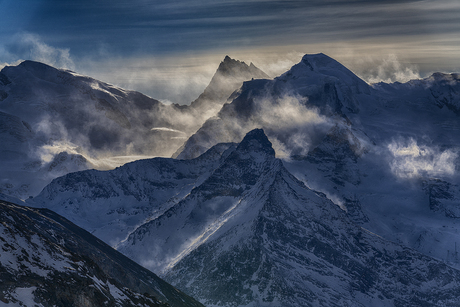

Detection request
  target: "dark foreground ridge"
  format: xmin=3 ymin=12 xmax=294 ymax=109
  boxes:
xmin=0 ymin=200 xmax=204 ymax=307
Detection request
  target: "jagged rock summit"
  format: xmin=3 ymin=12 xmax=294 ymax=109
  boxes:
xmin=233 ymin=128 xmax=275 ymax=157
xmin=191 ymin=55 xmax=269 ymax=107
xmin=124 ymin=129 xmax=460 ymax=306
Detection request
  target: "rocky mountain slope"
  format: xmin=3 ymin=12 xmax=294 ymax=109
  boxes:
xmin=0 ymin=199 xmax=204 ymax=307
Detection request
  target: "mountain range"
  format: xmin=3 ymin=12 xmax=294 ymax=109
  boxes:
xmin=2 ymin=53 xmax=460 ymax=306
xmin=0 ymin=56 xmax=266 ymax=199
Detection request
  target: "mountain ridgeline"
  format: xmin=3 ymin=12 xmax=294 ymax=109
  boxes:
xmin=2 ymin=53 xmax=460 ymax=306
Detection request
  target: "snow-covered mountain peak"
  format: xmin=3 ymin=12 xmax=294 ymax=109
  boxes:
xmin=234 ymin=128 xmax=275 ymax=158
xmin=301 ymin=53 xmax=341 ymax=71
xmin=278 ymin=53 xmax=370 ymax=97
xmin=3 ymin=60 xmax=71 ymax=85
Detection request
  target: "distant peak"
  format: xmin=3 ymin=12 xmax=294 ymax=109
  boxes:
xmin=217 ymin=56 xmax=247 ymax=75
xmin=216 ymin=56 xmax=269 ymax=79
xmin=236 ymin=129 xmax=275 ymax=157
xmin=301 ymin=53 xmax=342 ymax=71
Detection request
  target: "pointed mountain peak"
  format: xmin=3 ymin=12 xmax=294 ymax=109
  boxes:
xmin=236 ymin=128 xmax=275 ymax=157
xmin=216 ymin=56 xmax=269 ymax=78
xmin=223 ymin=55 xmax=232 ymax=62
xmin=188 ymin=56 xmax=269 ymax=113
xmin=217 ymin=55 xmax=244 ymax=75
xmin=277 ymin=53 xmax=370 ymax=97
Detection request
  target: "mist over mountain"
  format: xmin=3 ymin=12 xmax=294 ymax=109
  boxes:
xmin=187 ymin=56 xmax=269 ymax=119
xmin=0 ymin=56 xmax=266 ymax=199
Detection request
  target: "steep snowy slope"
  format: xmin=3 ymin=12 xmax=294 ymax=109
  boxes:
xmin=118 ymin=129 xmax=277 ymax=273
xmin=0 ymin=200 xmax=204 ymax=307
xmin=118 ymin=129 xmax=460 ymax=307
xmin=28 ymin=142 xmax=236 ymax=246
xmin=279 ymin=67 xmax=460 ymax=269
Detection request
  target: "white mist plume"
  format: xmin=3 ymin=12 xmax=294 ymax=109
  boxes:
xmin=2 ymin=33 xmax=75 ymax=70
xmin=358 ymin=54 xmax=420 ymax=84
xmin=151 ymin=127 xmax=186 ymax=134
xmin=388 ymin=138 xmax=457 ymax=179
xmin=77 ymin=55 xmax=217 ymax=105
xmin=248 ymin=94 xmax=333 ymax=158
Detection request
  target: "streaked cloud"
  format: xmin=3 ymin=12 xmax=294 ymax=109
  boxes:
xmin=0 ymin=0 xmax=459 ymax=103
xmin=388 ymin=138 xmax=458 ymax=179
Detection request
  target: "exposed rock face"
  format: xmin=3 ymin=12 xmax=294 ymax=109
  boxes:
xmin=0 ymin=200 xmax=204 ymax=307
xmin=189 ymin=56 xmax=269 ymax=111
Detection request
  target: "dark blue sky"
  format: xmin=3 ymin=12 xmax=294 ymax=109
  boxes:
xmin=1 ymin=0 xmax=459 ymax=103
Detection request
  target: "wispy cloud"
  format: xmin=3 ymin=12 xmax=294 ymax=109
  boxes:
xmin=0 ymin=33 xmax=75 ymax=70
xmin=355 ymin=54 xmax=421 ymax=84
xmin=75 ymin=54 xmax=219 ymax=104
xmin=388 ymin=138 xmax=458 ymax=179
